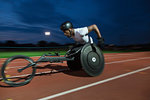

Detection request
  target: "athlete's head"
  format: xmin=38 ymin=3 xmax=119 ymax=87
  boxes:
xmin=60 ymin=21 xmax=74 ymax=38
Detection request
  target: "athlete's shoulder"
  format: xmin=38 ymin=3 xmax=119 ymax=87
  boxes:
xmin=74 ymin=27 xmax=88 ymax=35
xmin=74 ymin=27 xmax=87 ymax=30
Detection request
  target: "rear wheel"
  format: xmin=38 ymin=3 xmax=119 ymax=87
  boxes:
xmin=80 ymin=44 xmax=105 ymax=76
xmin=1 ymin=55 xmax=36 ymax=87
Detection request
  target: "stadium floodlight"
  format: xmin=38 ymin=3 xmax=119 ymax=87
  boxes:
xmin=45 ymin=32 xmax=50 ymax=36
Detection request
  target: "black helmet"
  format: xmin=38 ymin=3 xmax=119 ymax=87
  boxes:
xmin=60 ymin=21 xmax=73 ymax=31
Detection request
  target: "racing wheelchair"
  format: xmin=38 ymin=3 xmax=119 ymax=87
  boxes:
xmin=1 ymin=43 xmax=105 ymax=87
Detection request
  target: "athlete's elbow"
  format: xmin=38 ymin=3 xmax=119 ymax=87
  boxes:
xmin=92 ymin=24 xmax=98 ymax=30
xmin=88 ymin=24 xmax=98 ymax=32
xmin=92 ymin=24 xmax=97 ymax=27
xmin=89 ymin=24 xmax=96 ymax=29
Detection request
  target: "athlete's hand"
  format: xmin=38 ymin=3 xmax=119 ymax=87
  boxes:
xmin=97 ymin=37 xmax=105 ymax=50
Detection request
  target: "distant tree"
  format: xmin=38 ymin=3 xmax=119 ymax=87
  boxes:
xmin=0 ymin=41 xmax=4 ymax=47
xmin=21 ymin=43 xmax=36 ymax=47
xmin=37 ymin=40 xmax=48 ymax=47
xmin=5 ymin=40 xmax=17 ymax=47
xmin=0 ymin=41 xmax=3 ymax=46
xmin=48 ymin=42 xmax=61 ymax=46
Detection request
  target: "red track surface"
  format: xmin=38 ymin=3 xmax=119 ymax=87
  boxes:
xmin=0 ymin=51 xmax=150 ymax=100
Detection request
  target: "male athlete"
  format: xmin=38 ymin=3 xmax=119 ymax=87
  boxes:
xmin=60 ymin=21 xmax=104 ymax=49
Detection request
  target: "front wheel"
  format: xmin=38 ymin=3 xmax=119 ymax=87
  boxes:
xmin=1 ymin=55 xmax=36 ymax=87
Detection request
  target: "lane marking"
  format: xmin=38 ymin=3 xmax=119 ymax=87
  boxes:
xmin=1 ymin=75 xmax=11 ymax=82
xmin=1 ymin=57 xmax=150 ymax=80
xmin=105 ymin=56 xmax=131 ymax=59
xmin=1 ymin=57 xmax=150 ymax=68
xmin=0 ymin=52 xmax=145 ymax=65
xmin=117 ymin=54 xmax=133 ymax=56
xmin=0 ymin=56 xmax=40 ymax=60
xmin=106 ymin=57 xmax=150 ymax=64
xmin=0 ymin=69 xmax=69 ymax=81
xmin=38 ymin=66 xmax=150 ymax=100
xmin=7 ymin=99 xmax=13 ymax=100
xmin=1 ymin=62 xmax=66 ymax=69
xmin=0 ymin=52 xmax=135 ymax=61
xmin=0 ymin=60 xmax=39 ymax=64
xmin=104 ymin=53 xmax=133 ymax=57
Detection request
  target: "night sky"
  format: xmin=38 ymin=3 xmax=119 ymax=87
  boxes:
xmin=0 ymin=0 xmax=150 ymax=45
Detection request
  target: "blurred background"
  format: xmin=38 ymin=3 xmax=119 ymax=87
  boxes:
xmin=0 ymin=0 xmax=150 ymax=52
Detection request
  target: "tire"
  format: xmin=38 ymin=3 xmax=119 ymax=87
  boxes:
xmin=80 ymin=43 xmax=105 ymax=76
xmin=1 ymin=55 xmax=36 ymax=87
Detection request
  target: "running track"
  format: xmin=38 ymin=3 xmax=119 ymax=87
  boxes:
xmin=0 ymin=51 xmax=150 ymax=100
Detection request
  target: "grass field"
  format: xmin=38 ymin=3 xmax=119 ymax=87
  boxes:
xmin=0 ymin=51 xmax=66 ymax=58
xmin=0 ymin=50 xmax=143 ymax=58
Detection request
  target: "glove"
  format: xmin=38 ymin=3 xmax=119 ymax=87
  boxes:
xmin=97 ymin=37 xmax=105 ymax=50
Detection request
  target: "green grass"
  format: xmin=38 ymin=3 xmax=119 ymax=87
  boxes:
xmin=0 ymin=51 xmax=66 ymax=58
xmin=0 ymin=50 xmax=145 ymax=58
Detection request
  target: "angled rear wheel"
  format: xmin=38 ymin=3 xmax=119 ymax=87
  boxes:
xmin=80 ymin=44 xmax=105 ymax=76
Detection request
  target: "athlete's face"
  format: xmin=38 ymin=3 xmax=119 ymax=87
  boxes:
xmin=63 ymin=29 xmax=71 ymax=38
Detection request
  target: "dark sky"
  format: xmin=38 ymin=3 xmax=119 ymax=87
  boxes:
xmin=0 ymin=0 xmax=150 ymax=45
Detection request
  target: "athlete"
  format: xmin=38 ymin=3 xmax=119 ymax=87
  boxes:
xmin=60 ymin=21 xmax=104 ymax=49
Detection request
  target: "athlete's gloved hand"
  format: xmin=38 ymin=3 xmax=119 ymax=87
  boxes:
xmin=97 ymin=37 xmax=105 ymax=50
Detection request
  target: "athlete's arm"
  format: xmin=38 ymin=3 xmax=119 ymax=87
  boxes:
xmin=87 ymin=24 xmax=102 ymax=38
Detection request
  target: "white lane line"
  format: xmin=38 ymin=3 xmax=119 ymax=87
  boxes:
xmin=0 ymin=60 xmax=65 ymax=66
xmin=104 ymin=54 xmax=140 ymax=59
xmin=1 ymin=57 xmax=150 ymax=80
xmin=38 ymin=66 xmax=150 ymax=100
xmin=1 ymin=62 xmax=65 ymax=69
xmin=105 ymin=56 xmax=131 ymax=59
xmin=3 ymin=63 xmax=49 ymax=69
xmin=0 ymin=56 xmax=41 ymax=61
xmin=0 ymin=61 xmax=34 ymax=64
xmin=0 ymin=54 xmax=149 ymax=64
xmin=104 ymin=53 xmax=133 ymax=57
xmin=0 ymin=69 xmax=69 ymax=80
xmin=117 ymin=54 xmax=133 ymax=56
xmin=2 ymin=56 xmax=150 ymax=70
xmin=0 ymin=53 xmax=133 ymax=60
xmin=106 ymin=57 xmax=150 ymax=64
xmin=0 ymin=56 xmax=40 ymax=62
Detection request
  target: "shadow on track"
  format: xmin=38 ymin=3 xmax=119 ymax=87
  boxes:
xmin=36 ymin=64 xmax=89 ymax=77
xmin=0 ymin=64 xmax=89 ymax=88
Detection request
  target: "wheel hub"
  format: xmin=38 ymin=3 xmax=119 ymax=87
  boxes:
xmin=87 ymin=52 xmax=100 ymax=69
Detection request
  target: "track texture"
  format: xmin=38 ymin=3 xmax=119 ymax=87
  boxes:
xmin=0 ymin=51 xmax=150 ymax=100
